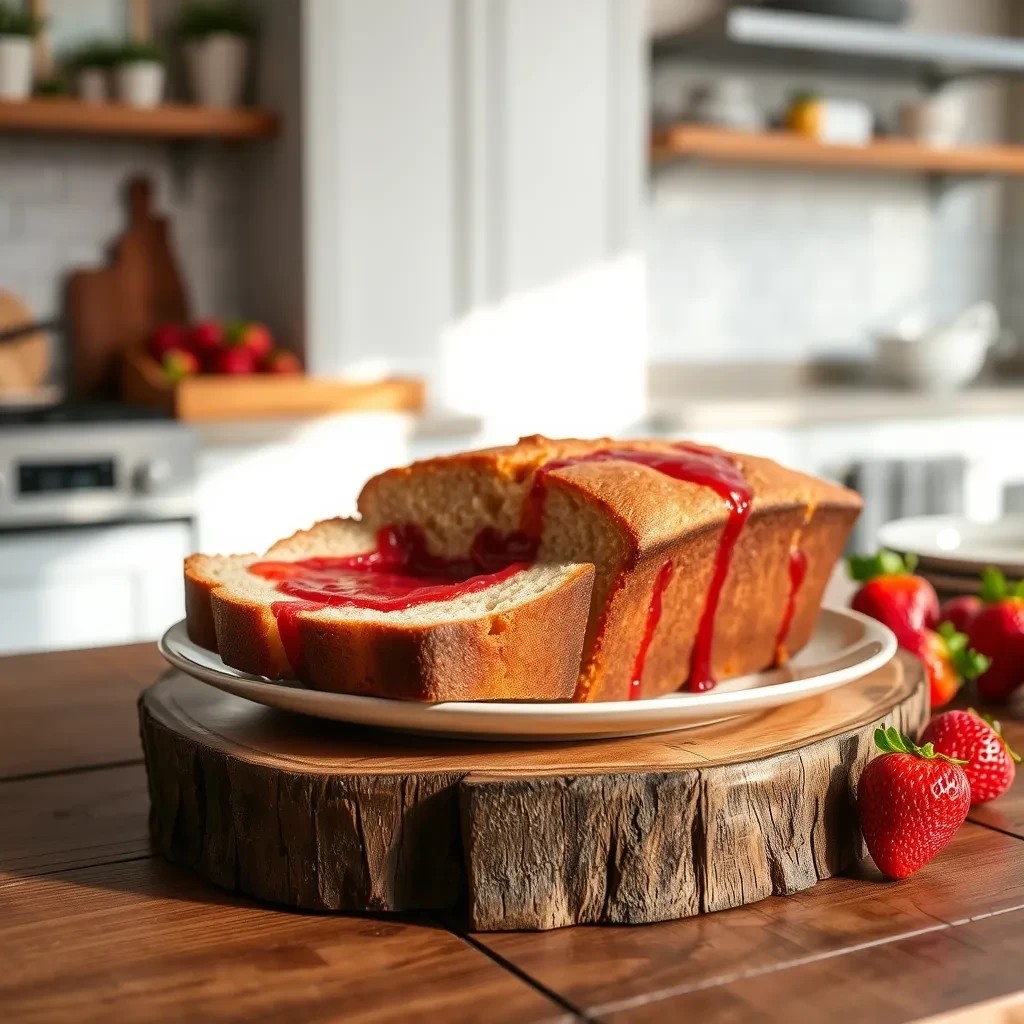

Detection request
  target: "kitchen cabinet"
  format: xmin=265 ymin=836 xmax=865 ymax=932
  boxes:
xmin=0 ymin=521 xmax=191 ymax=655
xmin=302 ymin=0 xmax=648 ymax=437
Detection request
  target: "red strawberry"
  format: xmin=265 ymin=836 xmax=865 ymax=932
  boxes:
xmin=212 ymin=347 xmax=257 ymax=375
xmin=914 ymin=622 xmax=990 ymax=709
xmin=857 ymin=726 xmax=970 ymax=879
xmin=160 ymin=347 xmax=199 ymax=383
xmin=261 ymin=348 xmax=302 ymax=374
xmin=187 ymin=320 xmax=225 ymax=363
xmin=967 ymin=568 xmax=1024 ymax=703
xmin=848 ymin=550 xmax=939 ymax=650
xmin=921 ymin=708 xmax=1020 ymax=804
xmin=147 ymin=323 xmax=187 ymax=361
xmin=940 ymin=594 xmax=982 ymax=634
xmin=226 ymin=321 xmax=273 ymax=361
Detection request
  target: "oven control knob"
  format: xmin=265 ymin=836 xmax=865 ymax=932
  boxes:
xmin=133 ymin=459 xmax=172 ymax=495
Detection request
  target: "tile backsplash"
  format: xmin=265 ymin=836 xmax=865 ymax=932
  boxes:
xmin=0 ymin=138 xmax=244 ymax=325
xmin=647 ymin=163 xmax=1004 ymax=364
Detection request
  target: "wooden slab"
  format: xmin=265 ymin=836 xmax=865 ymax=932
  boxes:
xmin=139 ymin=653 xmax=927 ymax=931
xmin=0 ymin=288 xmax=49 ymax=394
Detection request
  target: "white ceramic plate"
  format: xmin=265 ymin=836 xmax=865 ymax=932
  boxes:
xmin=157 ymin=608 xmax=896 ymax=742
xmin=878 ymin=515 xmax=1024 ymax=578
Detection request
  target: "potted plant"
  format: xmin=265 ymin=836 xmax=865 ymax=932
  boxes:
xmin=71 ymin=39 xmax=117 ymax=103
xmin=178 ymin=1 xmax=256 ymax=108
xmin=112 ymin=40 xmax=165 ymax=108
xmin=0 ymin=2 xmax=42 ymax=101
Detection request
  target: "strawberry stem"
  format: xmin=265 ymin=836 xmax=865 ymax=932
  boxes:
xmin=969 ymin=708 xmax=1023 ymax=764
xmin=848 ymin=549 xmax=917 ymax=583
xmin=874 ymin=725 xmax=968 ymax=764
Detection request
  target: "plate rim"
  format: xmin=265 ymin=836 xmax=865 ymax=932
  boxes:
xmin=878 ymin=514 xmax=1024 ymax=575
xmin=157 ymin=607 xmax=897 ymax=724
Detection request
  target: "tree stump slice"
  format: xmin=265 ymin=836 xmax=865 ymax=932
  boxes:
xmin=140 ymin=652 xmax=927 ymax=931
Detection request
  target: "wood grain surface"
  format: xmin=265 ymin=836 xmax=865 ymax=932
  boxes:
xmin=3 ymin=642 xmax=1024 ymax=1023
xmin=0 ymin=643 xmax=163 ymax=779
xmin=139 ymin=655 xmax=927 ymax=930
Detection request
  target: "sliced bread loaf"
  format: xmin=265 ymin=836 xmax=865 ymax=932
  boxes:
xmin=186 ymin=517 xmax=595 ymax=701
xmin=358 ymin=435 xmax=862 ymax=701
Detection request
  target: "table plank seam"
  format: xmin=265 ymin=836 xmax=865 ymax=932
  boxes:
xmin=0 ymin=757 xmax=144 ymax=786
xmin=453 ymin=929 xmax=595 ymax=1023
xmin=966 ymin=815 xmax=1024 ymax=843
xmin=585 ymin=902 xmax=1024 ymax=1019
xmin=1 ymin=853 xmax=156 ymax=884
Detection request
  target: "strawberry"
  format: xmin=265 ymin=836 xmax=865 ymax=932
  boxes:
xmin=147 ymin=323 xmax=187 ymax=362
xmin=212 ymin=347 xmax=257 ymax=375
xmin=857 ymin=726 xmax=970 ymax=879
xmin=848 ymin=550 xmax=939 ymax=650
xmin=940 ymin=594 xmax=982 ymax=634
xmin=226 ymin=321 xmax=273 ymax=361
xmin=921 ymin=708 xmax=1020 ymax=805
xmin=914 ymin=622 xmax=990 ymax=709
xmin=187 ymin=319 xmax=225 ymax=364
xmin=261 ymin=348 xmax=302 ymax=375
xmin=967 ymin=568 xmax=1024 ymax=703
xmin=160 ymin=347 xmax=199 ymax=382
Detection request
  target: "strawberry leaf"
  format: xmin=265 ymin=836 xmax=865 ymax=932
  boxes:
xmin=848 ymin=550 xmax=914 ymax=583
xmin=980 ymin=566 xmax=1008 ymax=604
xmin=874 ymin=724 xmax=967 ymax=764
xmin=938 ymin=621 xmax=989 ymax=681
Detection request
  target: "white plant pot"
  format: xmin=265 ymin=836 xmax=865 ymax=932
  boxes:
xmin=115 ymin=62 xmax=165 ymax=108
xmin=77 ymin=67 xmax=108 ymax=103
xmin=184 ymin=33 xmax=249 ymax=108
xmin=0 ymin=36 xmax=33 ymax=101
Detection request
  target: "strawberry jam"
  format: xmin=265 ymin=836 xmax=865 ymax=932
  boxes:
xmin=250 ymin=525 xmax=529 ymax=673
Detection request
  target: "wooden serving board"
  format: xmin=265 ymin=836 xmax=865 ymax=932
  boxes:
xmin=139 ymin=652 xmax=927 ymax=931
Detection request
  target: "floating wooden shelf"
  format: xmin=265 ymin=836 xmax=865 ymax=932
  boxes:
xmin=651 ymin=123 xmax=1024 ymax=177
xmin=0 ymin=98 xmax=278 ymax=141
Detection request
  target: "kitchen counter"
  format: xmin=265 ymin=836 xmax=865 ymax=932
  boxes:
xmin=648 ymin=362 xmax=1024 ymax=432
xmin=4 ymin=644 xmax=1024 ymax=1022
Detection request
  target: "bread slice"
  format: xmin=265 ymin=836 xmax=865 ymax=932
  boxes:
xmin=185 ymin=517 xmax=595 ymax=702
xmin=358 ymin=435 xmax=862 ymax=701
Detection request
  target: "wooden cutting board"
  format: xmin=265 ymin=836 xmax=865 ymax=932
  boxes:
xmin=140 ymin=652 xmax=927 ymax=931
xmin=66 ymin=176 xmax=189 ymax=398
xmin=0 ymin=289 xmax=49 ymax=395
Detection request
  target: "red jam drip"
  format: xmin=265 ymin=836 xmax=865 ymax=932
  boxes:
xmin=629 ymin=559 xmax=674 ymax=699
xmin=517 ymin=443 xmax=753 ymax=694
xmin=774 ymin=547 xmax=808 ymax=664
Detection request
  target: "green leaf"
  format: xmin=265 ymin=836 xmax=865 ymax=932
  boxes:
xmin=847 ymin=549 xmax=912 ymax=583
xmin=873 ymin=723 xmax=968 ymax=764
xmin=980 ymin=566 xmax=1009 ymax=604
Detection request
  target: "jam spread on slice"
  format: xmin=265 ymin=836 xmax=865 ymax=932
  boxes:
xmin=250 ymin=525 xmax=529 ymax=672
xmin=774 ymin=547 xmax=808 ymax=664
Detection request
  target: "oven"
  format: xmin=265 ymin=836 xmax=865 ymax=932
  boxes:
xmin=0 ymin=407 xmax=197 ymax=655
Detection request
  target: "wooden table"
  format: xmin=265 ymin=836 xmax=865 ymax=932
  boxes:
xmin=3 ymin=645 xmax=1024 ymax=1023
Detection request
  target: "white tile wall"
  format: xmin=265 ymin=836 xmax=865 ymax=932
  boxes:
xmin=0 ymin=137 xmax=244 ymax=325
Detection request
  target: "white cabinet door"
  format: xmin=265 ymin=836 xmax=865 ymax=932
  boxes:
xmin=0 ymin=521 xmax=193 ymax=655
xmin=303 ymin=0 xmax=648 ymax=436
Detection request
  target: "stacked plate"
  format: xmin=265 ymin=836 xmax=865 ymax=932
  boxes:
xmin=877 ymin=515 xmax=1024 ymax=599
